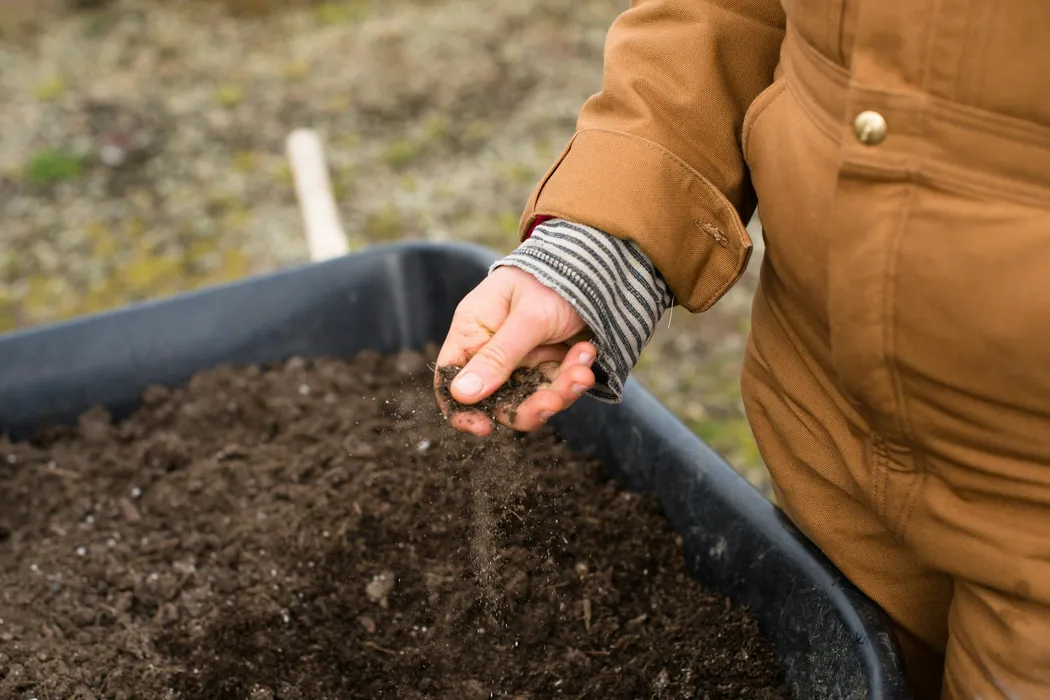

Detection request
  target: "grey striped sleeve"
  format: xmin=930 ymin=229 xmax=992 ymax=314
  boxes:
xmin=490 ymin=219 xmax=673 ymax=403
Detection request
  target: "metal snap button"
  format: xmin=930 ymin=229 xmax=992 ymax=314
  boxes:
xmin=853 ymin=110 xmax=887 ymax=146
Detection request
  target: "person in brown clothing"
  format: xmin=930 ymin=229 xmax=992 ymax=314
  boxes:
xmin=434 ymin=1 xmax=1050 ymax=698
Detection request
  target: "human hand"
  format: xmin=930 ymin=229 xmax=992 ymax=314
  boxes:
xmin=434 ymin=266 xmax=597 ymax=436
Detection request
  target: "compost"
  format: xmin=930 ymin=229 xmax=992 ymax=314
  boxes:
xmin=0 ymin=348 xmax=791 ymax=700
xmin=435 ymin=364 xmax=551 ymax=425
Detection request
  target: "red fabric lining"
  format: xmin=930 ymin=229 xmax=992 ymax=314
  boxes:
xmin=523 ymin=215 xmax=554 ymax=240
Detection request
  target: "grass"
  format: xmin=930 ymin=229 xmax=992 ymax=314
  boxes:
xmin=214 ymin=84 xmax=245 ymax=107
xmin=363 ymin=204 xmax=405 ymax=241
xmin=8 ymin=222 xmax=252 ymax=333
xmin=33 ymin=76 xmax=67 ymax=102
xmin=314 ymin=0 xmax=372 ymax=25
xmin=231 ymin=151 xmax=258 ymax=173
xmin=25 ymin=149 xmax=86 ymax=184
xmin=384 ymin=139 xmax=420 ymax=169
xmin=382 ymin=115 xmax=450 ymax=169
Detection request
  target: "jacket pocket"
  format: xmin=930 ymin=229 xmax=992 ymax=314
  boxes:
xmin=742 ymin=77 xmax=788 ymax=167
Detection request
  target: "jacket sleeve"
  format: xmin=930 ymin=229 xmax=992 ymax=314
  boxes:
xmin=493 ymin=219 xmax=674 ymax=404
xmin=518 ymin=0 xmax=786 ymax=312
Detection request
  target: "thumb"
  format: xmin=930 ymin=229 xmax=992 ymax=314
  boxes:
xmin=451 ymin=308 xmax=549 ymax=404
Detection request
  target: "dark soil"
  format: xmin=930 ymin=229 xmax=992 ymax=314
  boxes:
xmin=435 ymin=364 xmax=551 ymax=425
xmin=0 ymin=349 xmax=791 ymax=700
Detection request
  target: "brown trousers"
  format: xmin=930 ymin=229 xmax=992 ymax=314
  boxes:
xmin=740 ymin=27 xmax=1050 ymax=700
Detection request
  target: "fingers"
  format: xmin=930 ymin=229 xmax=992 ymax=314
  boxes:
xmin=496 ymin=341 xmax=597 ymax=432
xmin=447 ymin=411 xmax=496 ymax=437
xmin=437 ymin=342 xmax=597 ymax=437
xmin=545 ymin=341 xmax=597 ymax=405
xmin=435 ymin=346 xmax=568 ymax=438
xmin=447 ymin=306 xmax=549 ymax=405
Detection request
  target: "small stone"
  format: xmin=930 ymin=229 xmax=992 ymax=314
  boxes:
xmin=249 ymin=686 xmax=275 ymax=700
xmin=276 ymin=682 xmax=302 ymax=700
xmin=652 ymin=668 xmax=670 ymax=692
xmin=118 ymin=498 xmax=141 ymax=523
xmin=357 ymin=615 xmax=376 ymax=634
xmin=365 ymin=572 xmax=395 ymax=605
xmin=155 ymin=603 xmax=179 ymax=625
xmin=99 ymin=143 xmax=127 ymax=167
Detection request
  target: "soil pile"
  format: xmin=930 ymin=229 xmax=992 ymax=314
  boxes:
xmin=0 ymin=349 xmax=790 ymax=699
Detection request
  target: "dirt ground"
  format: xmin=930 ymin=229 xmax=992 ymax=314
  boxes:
xmin=0 ymin=0 xmax=770 ymax=495
xmin=0 ymin=349 xmax=790 ymax=699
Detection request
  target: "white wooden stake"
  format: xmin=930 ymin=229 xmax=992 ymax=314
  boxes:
xmin=286 ymin=128 xmax=350 ymax=262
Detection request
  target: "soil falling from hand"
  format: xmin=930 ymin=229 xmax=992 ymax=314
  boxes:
xmin=465 ymin=439 xmax=531 ymax=620
xmin=435 ymin=363 xmax=551 ymax=611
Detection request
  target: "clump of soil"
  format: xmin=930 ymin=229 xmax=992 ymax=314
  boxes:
xmin=0 ymin=349 xmax=791 ymax=700
xmin=435 ymin=363 xmax=551 ymax=424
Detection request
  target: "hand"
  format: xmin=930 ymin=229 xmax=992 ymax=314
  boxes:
xmin=435 ymin=266 xmax=597 ymax=436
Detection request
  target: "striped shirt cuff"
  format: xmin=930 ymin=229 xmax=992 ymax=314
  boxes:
xmin=490 ymin=219 xmax=673 ymax=403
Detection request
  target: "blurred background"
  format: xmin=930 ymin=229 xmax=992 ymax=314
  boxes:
xmin=0 ymin=0 xmax=769 ymax=495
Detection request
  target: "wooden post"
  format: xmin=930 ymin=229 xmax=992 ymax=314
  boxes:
xmin=285 ymin=128 xmax=350 ymax=262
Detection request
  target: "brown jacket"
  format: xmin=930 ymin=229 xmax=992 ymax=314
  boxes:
xmin=518 ymin=0 xmax=1050 ymax=312
xmin=517 ymin=2 xmax=1050 ymax=696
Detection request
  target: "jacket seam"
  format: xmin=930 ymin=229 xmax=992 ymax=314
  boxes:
xmin=742 ymin=77 xmax=788 ymax=164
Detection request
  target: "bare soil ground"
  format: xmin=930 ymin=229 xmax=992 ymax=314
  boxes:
xmin=0 ymin=350 xmax=791 ymax=699
xmin=0 ymin=0 xmax=769 ymax=494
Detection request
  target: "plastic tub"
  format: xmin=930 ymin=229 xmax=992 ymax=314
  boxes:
xmin=0 ymin=241 xmax=912 ymax=700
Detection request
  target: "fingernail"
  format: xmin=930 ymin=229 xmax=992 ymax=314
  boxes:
xmin=571 ymin=383 xmax=586 ymax=395
xmin=539 ymin=411 xmax=554 ymax=422
xmin=578 ymin=352 xmax=593 ymax=365
xmin=453 ymin=372 xmax=483 ymax=397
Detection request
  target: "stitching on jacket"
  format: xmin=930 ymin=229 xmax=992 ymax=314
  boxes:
xmin=742 ymin=77 xmax=788 ymax=164
xmin=884 ymin=184 xmax=919 ymax=443
xmin=873 ymin=434 xmax=890 ymax=523
xmin=694 ymin=220 xmax=728 ymax=246
xmin=896 ymin=469 xmax=925 ymax=541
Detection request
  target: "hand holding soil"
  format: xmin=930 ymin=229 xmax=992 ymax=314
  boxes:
xmin=434 ymin=266 xmax=597 ymax=435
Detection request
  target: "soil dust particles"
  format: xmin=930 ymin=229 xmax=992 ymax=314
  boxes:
xmin=0 ymin=348 xmax=791 ymax=700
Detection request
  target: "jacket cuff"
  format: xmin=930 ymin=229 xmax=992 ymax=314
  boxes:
xmin=517 ymin=128 xmax=753 ymax=313
xmin=491 ymin=219 xmax=672 ymax=403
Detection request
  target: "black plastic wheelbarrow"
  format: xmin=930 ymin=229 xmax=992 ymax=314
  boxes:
xmin=0 ymin=241 xmax=912 ymax=700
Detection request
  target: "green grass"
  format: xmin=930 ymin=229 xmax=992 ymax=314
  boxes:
xmin=315 ymin=0 xmax=372 ymax=25
xmin=214 ymin=84 xmax=245 ymax=107
xmin=384 ymin=139 xmax=420 ymax=168
xmin=26 ymin=149 xmax=85 ymax=184
xmin=33 ymin=76 xmax=67 ymax=102
xmin=363 ymin=204 xmax=404 ymax=241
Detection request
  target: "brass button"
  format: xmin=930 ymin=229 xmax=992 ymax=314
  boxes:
xmin=853 ymin=110 xmax=887 ymax=146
